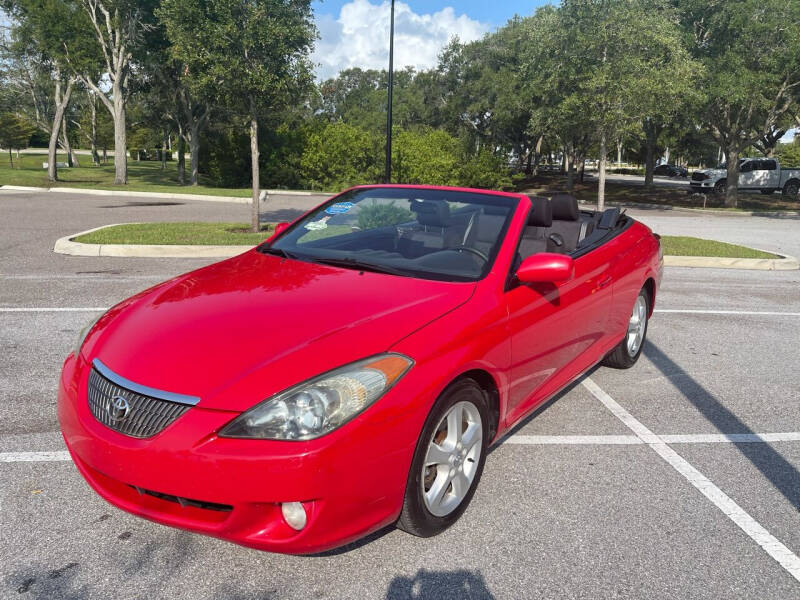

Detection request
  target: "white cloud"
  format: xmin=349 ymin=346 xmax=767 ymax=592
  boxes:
xmin=312 ymin=0 xmax=489 ymax=80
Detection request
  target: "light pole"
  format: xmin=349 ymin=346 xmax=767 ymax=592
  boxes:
xmin=384 ymin=0 xmax=395 ymax=183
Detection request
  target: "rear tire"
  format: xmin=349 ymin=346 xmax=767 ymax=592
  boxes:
xmin=783 ymin=180 xmax=800 ymax=197
xmin=602 ymin=287 xmax=650 ymax=369
xmin=398 ymin=379 xmax=489 ymax=538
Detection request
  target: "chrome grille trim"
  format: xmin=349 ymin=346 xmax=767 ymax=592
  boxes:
xmin=92 ymin=359 xmax=200 ymax=406
xmin=87 ymin=364 xmax=194 ymax=438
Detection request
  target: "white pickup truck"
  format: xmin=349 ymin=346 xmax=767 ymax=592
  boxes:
xmin=689 ymin=158 xmax=800 ymax=196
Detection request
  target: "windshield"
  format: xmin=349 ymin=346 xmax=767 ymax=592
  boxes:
xmin=264 ymin=187 xmax=517 ymax=282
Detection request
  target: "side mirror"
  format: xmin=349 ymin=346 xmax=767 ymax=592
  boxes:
xmin=516 ymin=253 xmax=574 ymax=284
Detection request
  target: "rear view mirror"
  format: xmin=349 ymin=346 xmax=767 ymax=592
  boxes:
xmin=516 ymin=253 xmax=574 ymax=284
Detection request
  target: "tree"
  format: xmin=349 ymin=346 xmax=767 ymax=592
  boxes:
xmin=556 ymin=0 xmax=697 ymax=209
xmin=76 ymin=0 xmax=157 ymax=184
xmin=300 ymin=122 xmax=381 ymax=191
xmin=0 ymin=112 xmax=35 ymax=166
xmin=677 ymin=0 xmax=800 ymax=206
xmin=159 ymin=0 xmax=317 ymax=232
xmin=0 ymin=0 xmax=88 ymax=181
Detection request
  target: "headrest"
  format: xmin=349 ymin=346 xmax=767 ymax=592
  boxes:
xmin=527 ymin=196 xmax=552 ymax=227
xmin=550 ymin=193 xmax=579 ymax=221
xmin=412 ymin=199 xmax=450 ymax=227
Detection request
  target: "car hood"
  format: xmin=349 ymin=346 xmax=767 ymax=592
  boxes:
xmin=86 ymin=250 xmax=475 ymax=411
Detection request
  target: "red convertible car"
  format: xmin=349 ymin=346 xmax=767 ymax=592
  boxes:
xmin=58 ymin=185 xmax=662 ymax=554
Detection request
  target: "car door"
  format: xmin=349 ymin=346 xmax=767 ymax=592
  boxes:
xmin=760 ymin=159 xmax=779 ymax=188
xmin=739 ymin=160 xmax=757 ymax=188
xmin=503 ymin=242 xmax=617 ymax=425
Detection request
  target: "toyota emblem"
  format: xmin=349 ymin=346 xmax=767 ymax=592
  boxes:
xmin=108 ymin=395 xmax=131 ymax=421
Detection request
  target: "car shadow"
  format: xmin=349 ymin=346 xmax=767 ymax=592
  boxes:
xmin=385 ymin=568 xmax=495 ymax=600
xmin=644 ymin=342 xmax=800 ymax=510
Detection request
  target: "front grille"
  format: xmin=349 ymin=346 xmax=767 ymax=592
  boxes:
xmin=88 ymin=368 xmax=191 ymax=438
xmin=691 ymin=171 xmax=708 ymax=181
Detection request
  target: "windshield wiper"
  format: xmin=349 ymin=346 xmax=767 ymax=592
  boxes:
xmin=310 ymin=256 xmax=409 ymax=277
xmin=258 ymin=246 xmax=300 ymax=260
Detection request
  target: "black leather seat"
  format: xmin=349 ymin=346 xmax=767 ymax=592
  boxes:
xmin=462 ymin=205 xmax=508 ymax=256
xmin=546 ymin=193 xmax=581 ymax=253
xmin=518 ymin=196 xmax=553 ymax=259
xmin=400 ymin=199 xmax=460 ymax=257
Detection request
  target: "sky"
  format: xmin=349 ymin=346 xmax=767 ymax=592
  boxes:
xmin=310 ymin=0 xmax=551 ymax=80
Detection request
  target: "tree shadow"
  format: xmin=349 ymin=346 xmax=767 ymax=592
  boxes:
xmin=644 ymin=342 xmax=800 ymax=510
xmin=385 ymin=569 xmax=495 ymax=600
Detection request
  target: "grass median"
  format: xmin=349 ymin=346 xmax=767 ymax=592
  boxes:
xmin=659 ymin=236 xmax=777 ymax=259
xmin=72 ymin=222 xmax=778 ymax=259
xmin=74 ymin=222 xmax=275 ymax=245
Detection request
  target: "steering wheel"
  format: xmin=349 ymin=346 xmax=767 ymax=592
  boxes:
xmin=451 ymin=246 xmax=489 ymax=262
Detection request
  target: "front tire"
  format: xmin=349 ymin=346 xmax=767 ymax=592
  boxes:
xmin=714 ymin=179 xmax=726 ymax=195
xmin=602 ymin=287 xmax=650 ymax=369
xmin=398 ymin=379 xmax=489 ymax=537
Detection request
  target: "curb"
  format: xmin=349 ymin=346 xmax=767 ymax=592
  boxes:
xmin=663 ymin=254 xmax=799 ymax=270
xmin=576 ymin=200 xmax=800 ymax=218
xmin=1 ymin=185 xmax=332 ymax=204
xmin=53 ymin=224 xmax=252 ymax=258
xmin=55 ymin=224 xmax=800 ymax=268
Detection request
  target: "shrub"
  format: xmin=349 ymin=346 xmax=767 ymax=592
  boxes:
xmin=459 ymin=148 xmax=513 ymax=189
xmin=300 ymin=122 xmax=382 ymax=191
xmin=357 ymin=200 xmax=413 ymax=230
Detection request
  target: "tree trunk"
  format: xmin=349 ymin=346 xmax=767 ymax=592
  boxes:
xmin=189 ymin=123 xmax=200 ymax=186
xmin=724 ymin=146 xmax=740 ymax=208
xmin=161 ymin=129 xmax=167 ymax=170
xmin=61 ymin=116 xmax=79 ymax=167
xmin=566 ymin=145 xmax=575 ymax=191
xmin=47 ymin=78 xmax=73 ymax=183
xmin=177 ymin=130 xmax=186 ymax=185
xmin=616 ymin=140 xmax=622 ymax=165
xmin=9 ymin=148 xmax=13 ymax=169
xmin=103 ymin=147 xmax=108 ymax=164
xmin=532 ymin=134 xmax=543 ymax=177
xmin=579 ymin=156 xmax=586 ymax=183
xmin=643 ymin=120 xmax=660 ymax=187
xmin=598 ymin=132 xmax=607 ymax=211
xmin=664 ymin=146 xmax=670 ymax=164
xmin=250 ymin=109 xmax=260 ymax=233
xmin=90 ymin=94 xmax=99 ymax=165
xmin=112 ymin=92 xmax=127 ymax=185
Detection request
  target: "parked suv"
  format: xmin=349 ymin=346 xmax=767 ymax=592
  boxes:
xmin=690 ymin=158 xmax=800 ymax=196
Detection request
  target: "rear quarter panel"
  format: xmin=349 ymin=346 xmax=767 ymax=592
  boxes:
xmin=607 ymin=220 xmax=662 ymax=338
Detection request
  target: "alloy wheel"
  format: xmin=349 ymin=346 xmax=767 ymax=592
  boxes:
xmin=626 ymin=295 xmax=647 ymax=357
xmin=421 ymin=400 xmax=483 ymax=517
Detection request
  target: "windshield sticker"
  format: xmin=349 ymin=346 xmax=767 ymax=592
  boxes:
xmin=325 ymin=202 xmax=354 ymax=215
xmin=305 ymin=216 xmax=330 ymax=231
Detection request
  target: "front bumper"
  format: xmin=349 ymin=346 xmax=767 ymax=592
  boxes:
xmin=57 ymin=353 xmax=416 ymax=554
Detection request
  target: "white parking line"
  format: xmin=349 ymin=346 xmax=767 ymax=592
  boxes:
xmin=0 ymin=307 xmax=107 ymax=312
xmin=505 ymin=434 xmax=641 ymax=445
xmin=655 ymin=309 xmax=800 ymax=317
xmin=660 ymin=433 xmax=800 ymax=444
xmin=582 ymin=377 xmax=800 ymax=584
xmin=0 ymin=451 xmax=71 ymax=462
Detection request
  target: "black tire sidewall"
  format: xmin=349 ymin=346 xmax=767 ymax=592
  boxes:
xmin=400 ymin=379 xmax=490 ymax=537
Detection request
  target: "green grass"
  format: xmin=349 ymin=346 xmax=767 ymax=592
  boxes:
xmin=0 ymin=152 xmax=253 ymax=197
xmin=74 ymin=222 xmax=275 ymax=245
xmin=660 ymin=236 xmax=777 ymax=258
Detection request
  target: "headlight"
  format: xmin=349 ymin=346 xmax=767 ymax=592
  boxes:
xmin=219 ymin=354 xmax=413 ymax=441
xmin=73 ymin=314 xmax=102 ymax=357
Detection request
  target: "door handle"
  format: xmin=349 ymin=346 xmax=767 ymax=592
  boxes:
xmin=598 ymin=276 xmax=613 ymax=289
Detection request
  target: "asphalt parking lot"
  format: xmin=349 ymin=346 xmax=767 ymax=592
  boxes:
xmin=1 ymin=190 xmax=799 ymax=599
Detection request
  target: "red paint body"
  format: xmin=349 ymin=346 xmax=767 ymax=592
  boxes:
xmin=58 ymin=185 xmax=663 ymax=554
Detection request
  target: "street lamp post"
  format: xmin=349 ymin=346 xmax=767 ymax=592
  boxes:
xmin=384 ymin=0 xmax=395 ymax=183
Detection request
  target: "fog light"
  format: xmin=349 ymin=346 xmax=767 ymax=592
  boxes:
xmin=281 ymin=501 xmax=307 ymax=531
